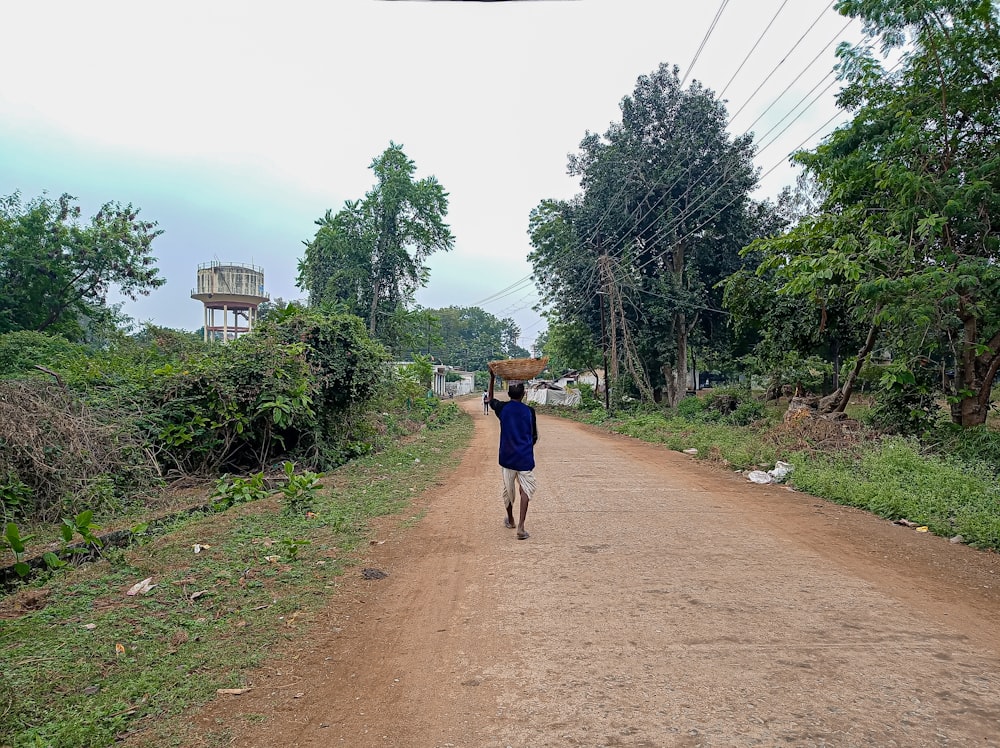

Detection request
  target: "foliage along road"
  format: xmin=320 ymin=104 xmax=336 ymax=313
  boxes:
xmin=184 ymin=398 xmax=1000 ymax=747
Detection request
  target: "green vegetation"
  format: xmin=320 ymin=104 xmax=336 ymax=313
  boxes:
xmin=0 ymin=192 xmax=164 ymax=341
xmin=0 ymin=411 xmax=473 ymax=748
xmin=530 ymin=1 xmax=1000 ymax=429
xmin=791 ymin=439 xmax=1000 ymax=549
xmin=0 ymin=307 xmax=391 ymax=523
xmin=297 ymin=143 xmax=454 ymax=350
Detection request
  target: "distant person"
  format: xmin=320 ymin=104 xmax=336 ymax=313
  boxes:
xmin=482 ymin=390 xmax=489 ymax=415
xmin=487 ymin=372 xmax=538 ymax=540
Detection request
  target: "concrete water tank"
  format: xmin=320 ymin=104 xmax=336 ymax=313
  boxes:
xmin=190 ymin=262 xmax=269 ymax=342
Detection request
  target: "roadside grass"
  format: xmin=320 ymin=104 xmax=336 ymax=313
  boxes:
xmin=0 ymin=410 xmax=473 ymax=748
xmin=790 ymin=438 xmax=1000 ymax=550
xmin=537 ymin=403 xmax=1000 ymax=553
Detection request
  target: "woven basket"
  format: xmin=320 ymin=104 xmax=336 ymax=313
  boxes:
xmin=488 ymin=357 xmax=549 ymax=381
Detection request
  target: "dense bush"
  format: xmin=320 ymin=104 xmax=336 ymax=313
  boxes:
xmin=148 ymin=309 xmax=390 ymax=474
xmin=147 ymin=336 xmax=319 ymax=474
xmin=675 ymin=387 xmax=766 ymax=427
xmin=0 ymin=380 xmax=159 ymax=521
xmin=0 ymin=310 xmax=394 ymax=519
xmin=0 ymin=330 xmax=85 ymax=379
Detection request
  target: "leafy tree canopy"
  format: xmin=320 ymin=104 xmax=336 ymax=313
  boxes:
xmin=747 ymin=0 xmax=1000 ymax=426
xmin=396 ymin=305 xmax=527 ymax=370
xmin=297 ymin=143 xmax=454 ymax=352
xmin=0 ymin=191 xmax=164 ymax=341
xmin=529 ymin=64 xmax=763 ymax=404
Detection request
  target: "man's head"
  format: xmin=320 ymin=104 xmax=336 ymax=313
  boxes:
xmin=507 ymin=382 xmax=525 ymax=401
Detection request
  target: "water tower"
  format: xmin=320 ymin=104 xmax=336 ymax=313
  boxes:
xmin=190 ymin=261 xmax=269 ymax=343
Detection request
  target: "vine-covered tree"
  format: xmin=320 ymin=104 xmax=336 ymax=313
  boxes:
xmin=0 ymin=192 xmax=164 ymax=341
xmin=748 ymin=0 xmax=1000 ymax=426
xmin=297 ymin=143 xmax=454 ymax=350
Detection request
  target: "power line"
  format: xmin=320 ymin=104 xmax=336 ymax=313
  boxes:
xmin=680 ymin=0 xmax=731 ymax=88
xmin=471 ymin=0 xmax=861 ymax=330
xmin=718 ymin=0 xmax=792 ymax=99
xmin=579 ymin=26 xmax=867 ymax=279
xmin=576 ymin=9 xmax=858 ymax=275
xmin=728 ymin=0 xmax=837 ymax=122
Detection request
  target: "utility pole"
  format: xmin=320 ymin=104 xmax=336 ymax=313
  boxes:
xmin=598 ymin=253 xmax=613 ymax=413
xmin=599 ymin=287 xmax=611 ymax=413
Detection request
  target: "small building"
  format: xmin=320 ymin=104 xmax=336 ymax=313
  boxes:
xmin=527 ymin=382 xmax=582 ymax=407
xmin=554 ymin=369 xmax=605 ymax=392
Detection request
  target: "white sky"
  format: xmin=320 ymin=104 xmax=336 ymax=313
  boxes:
xmin=0 ymin=0 xmax=865 ymax=351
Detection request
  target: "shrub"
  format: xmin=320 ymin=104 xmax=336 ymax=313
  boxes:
xmin=574 ymin=382 xmax=603 ymax=411
xmin=148 ymin=336 xmax=318 ymax=474
xmin=676 ymin=395 xmax=705 ymax=421
xmin=0 ymin=380 xmax=158 ymax=521
xmin=210 ymin=472 xmax=269 ymax=511
xmin=0 ymin=331 xmax=83 ymax=378
xmin=863 ymin=361 xmax=942 ymax=436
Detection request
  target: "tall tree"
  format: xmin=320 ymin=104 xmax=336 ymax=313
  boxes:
xmin=298 ymin=143 xmax=454 ymax=349
xmin=749 ymin=0 xmax=1000 ymax=426
xmin=529 ymin=64 xmax=759 ymax=404
xmin=0 ymin=192 xmax=164 ymax=340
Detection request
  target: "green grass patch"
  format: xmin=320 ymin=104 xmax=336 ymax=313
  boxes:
xmin=542 ymin=405 xmax=781 ymax=470
xmin=0 ymin=410 xmax=473 ymax=748
xmin=790 ymin=438 xmax=1000 ymax=550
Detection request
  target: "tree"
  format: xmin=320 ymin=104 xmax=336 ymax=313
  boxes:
xmin=529 ymin=65 xmax=759 ymax=405
xmin=297 ymin=144 xmax=454 ymax=350
xmin=542 ymin=319 xmax=603 ymax=382
xmin=748 ymin=0 xmax=1000 ymax=426
xmin=723 ymin=179 xmax=868 ymax=396
xmin=0 ymin=192 xmax=164 ymax=340
xmin=396 ymin=305 xmax=526 ymax=370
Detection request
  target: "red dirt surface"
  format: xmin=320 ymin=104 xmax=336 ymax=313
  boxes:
xmin=185 ymin=399 xmax=1000 ymax=747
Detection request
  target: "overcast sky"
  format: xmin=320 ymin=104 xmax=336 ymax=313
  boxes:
xmin=0 ymin=0 xmax=865 ymax=351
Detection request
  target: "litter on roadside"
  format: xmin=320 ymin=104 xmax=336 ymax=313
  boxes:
xmin=746 ymin=461 xmax=795 ymax=485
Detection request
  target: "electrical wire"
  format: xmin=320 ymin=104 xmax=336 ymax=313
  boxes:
xmin=680 ymin=0 xmax=731 ymax=88
xmin=472 ymin=0 xmax=867 ymax=340
xmin=718 ymin=0 xmax=791 ymax=99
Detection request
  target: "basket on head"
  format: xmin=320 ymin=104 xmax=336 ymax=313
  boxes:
xmin=488 ymin=357 xmax=549 ymax=381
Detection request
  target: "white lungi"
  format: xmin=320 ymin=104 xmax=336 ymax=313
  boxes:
xmin=501 ymin=467 xmax=536 ymax=508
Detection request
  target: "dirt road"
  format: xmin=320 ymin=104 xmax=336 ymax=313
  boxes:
xmin=194 ymin=399 xmax=1000 ymax=747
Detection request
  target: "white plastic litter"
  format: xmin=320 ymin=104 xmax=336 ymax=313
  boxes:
xmin=768 ymin=461 xmax=794 ymax=482
xmin=747 ymin=470 xmax=773 ymax=484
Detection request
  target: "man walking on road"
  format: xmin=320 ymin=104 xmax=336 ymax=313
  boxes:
xmin=487 ymin=371 xmax=538 ymax=540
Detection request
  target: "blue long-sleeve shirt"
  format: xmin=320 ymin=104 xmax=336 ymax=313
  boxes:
xmin=489 ymin=398 xmax=538 ymax=471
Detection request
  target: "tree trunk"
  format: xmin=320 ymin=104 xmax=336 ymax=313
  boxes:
xmin=953 ymin=319 xmax=1000 ymax=427
xmin=661 ymin=311 xmax=688 ymax=407
xmin=661 ymin=242 xmax=688 ymax=407
xmin=661 ymin=363 xmax=683 ymax=407
xmin=818 ymin=319 xmax=880 ymax=414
